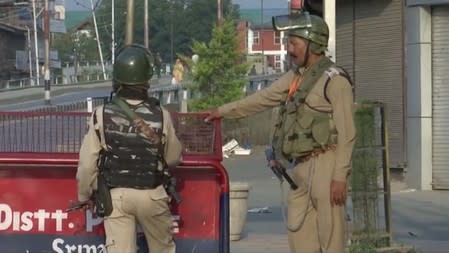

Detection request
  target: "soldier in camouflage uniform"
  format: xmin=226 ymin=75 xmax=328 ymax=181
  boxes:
xmin=206 ymin=12 xmax=356 ymax=253
xmin=76 ymin=44 xmax=182 ymax=253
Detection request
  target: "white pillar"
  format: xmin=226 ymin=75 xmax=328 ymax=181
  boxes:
xmin=166 ymin=91 xmax=172 ymax=104
xmin=324 ymin=0 xmax=336 ymax=61
xmin=280 ymin=31 xmax=286 ymax=72
xmin=181 ymin=90 xmax=188 ymax=112
xmin=87 ymin=97 xmax=93 ymax=113
xmin=406 ymin=6 xmax=433 ymax=190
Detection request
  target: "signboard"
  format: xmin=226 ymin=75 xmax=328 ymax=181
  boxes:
xmin=0 ymin=163 xmax=226 ymax=253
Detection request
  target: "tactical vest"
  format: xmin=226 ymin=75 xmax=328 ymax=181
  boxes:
xmin=272 ymin=57 xmax=349 ymax=162
xmin=100 ymin=99 xmax=164 ymax=189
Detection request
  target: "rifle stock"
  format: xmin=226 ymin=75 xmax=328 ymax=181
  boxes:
xmin=66 ymin=201 xmax=90 ymax=212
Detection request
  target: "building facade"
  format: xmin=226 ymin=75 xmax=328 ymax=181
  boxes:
xmin=333 ymin=0 xmax=449 ymax=190
xmin=238 ymin=10 xmax=288 ymax=74
xmin=405 ymin=0 xmax=449 ymax=190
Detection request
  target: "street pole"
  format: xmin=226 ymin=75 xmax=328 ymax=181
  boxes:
xmin=170 ymin=0 xmax=173 ymax=62
xmin=324 ymin=0 xmax=336 ymax=61
xmin=26 ymin=27 xmax=33 ymax=86
xmin=32 ymin=0 xmax=39 ymax=86
xmin=90 ymin=0 xmax=107 ymax=80
xmin=111 ymin=0 xmax=115 ymax=64
xmin=217 ymin=0 xmax=223 ymax=27
xmin=125 ymin=0 xmax=135 ymax=45
xmin=261 ymin=0 xmax=265 ymax=75
xmin=144 ymin=0 xmax=149 ymax=48
xmin=44 ymin=0 xmax=50 ymax=104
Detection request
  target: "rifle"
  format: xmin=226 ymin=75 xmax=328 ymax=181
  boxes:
xmin=65 ymin=200 xmax=91 ymax=212
xmin=164 ymin=176 xmax=182 ymax=204
xmin=264 ymin=147 xmax=298 ymax=190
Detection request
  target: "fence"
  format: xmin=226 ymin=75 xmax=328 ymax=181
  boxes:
xmin=0 ymin=111 xmax=90 ymax=153
xmin=349 ymin=101 xmax=392 ymax=250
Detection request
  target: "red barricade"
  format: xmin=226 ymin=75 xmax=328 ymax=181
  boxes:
xmin=0 ymin=111 xmax=229 ymax=253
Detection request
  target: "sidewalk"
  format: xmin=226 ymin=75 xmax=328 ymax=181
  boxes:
xmin=231 ymin=233 xmax=290 ymax=253
xmin=223 ymin=147 xmax=449 ymax=253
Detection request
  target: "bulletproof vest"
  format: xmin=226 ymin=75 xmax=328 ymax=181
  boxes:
xmin=272 ymin=57 xmax=344 ymax=162
xmin=101 ymin=99 xmax=164 ymax=189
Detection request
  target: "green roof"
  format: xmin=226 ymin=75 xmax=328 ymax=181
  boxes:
xmin=239 ymin=8 xmax=288 ymax=26
xmin=65 ymin=11 xmax=91 ymax=30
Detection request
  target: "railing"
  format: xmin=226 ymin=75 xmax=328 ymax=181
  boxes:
xmin=0 ymin=111 xmax=90 ymax=153
xmin=0 ymin=75 xmax=110 ymax=91
xmin=148 ymin=73 xmax=284 ymax=105
xmin=0 ymin=111 xmax=222 ymax=160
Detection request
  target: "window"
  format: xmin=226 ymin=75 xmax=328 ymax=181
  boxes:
xmin=274 ymin=31 xmax=281 ymax=45
xmin=253 ymin=31 xmax=260 ymax=45
xmin=275 ymin=55 xmax=281 ymax=70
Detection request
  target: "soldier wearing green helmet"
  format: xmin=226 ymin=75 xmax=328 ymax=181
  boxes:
xmin=76 ymin=44 xmax=181 ymax=253
xmin=112 ymin=44 xmax=154 ymax=98
xmin=205 ymin=12 xmax=356 ymax=253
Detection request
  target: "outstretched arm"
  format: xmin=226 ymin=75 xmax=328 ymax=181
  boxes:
xmin=205 ymin=71 xmax=295 ymax=121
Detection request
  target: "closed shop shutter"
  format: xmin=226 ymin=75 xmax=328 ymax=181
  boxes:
xmin=336 ymin=0 xmax=355 ymax=78
xmin=431 ymin=5 xmax=449 ymax=190
xmin=336 ymin=0 xmax=405 ymax=168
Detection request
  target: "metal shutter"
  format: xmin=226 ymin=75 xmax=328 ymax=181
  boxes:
xmin=336 ymin=0 xmax=355 ymax=78
xmin=432 ymin=5 xmax=449 ymax=190
xmin=336 ymin=0 xmax=405 ymax=168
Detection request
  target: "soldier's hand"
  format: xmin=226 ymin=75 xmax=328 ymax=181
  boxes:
xmin=204 ymin=108 xmax=221 ymax=123
xmin=330 ymin=180 xmax=347 ymax=207
xmin=269 ymin=159 xmax=279 ymax=168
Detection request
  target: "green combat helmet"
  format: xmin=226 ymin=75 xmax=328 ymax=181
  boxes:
xmin=273 ymin=11 xmax=329 ymax=54
xmin=113 ymin=44 xmax=154 ymax=86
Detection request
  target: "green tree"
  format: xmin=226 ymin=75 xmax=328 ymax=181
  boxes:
xmin=52 ymin=31 xmax=98 ymax=64
xmin=187 ymin=18 xmax=249 ymax=111
xmin=95 ymin=0 xmax=239 ymax=63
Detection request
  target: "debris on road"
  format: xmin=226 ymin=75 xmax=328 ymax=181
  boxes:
xmin=222 ymin=139 xmax=252 ymax=158
xmin=248 ymin=206 xmax=272 ymax=213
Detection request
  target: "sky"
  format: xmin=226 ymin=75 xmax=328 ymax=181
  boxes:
xmin=66 ymin=0 xmax=289 ymax=11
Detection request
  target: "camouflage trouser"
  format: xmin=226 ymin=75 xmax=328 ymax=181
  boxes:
xmin=103 ymin=186 xmax=175 ymax=253
xmin=287 ymin=150 xmax=346 ymax=253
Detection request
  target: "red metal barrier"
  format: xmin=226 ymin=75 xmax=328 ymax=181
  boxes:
xmin=0 ymin=112 xmax=229 ymax=253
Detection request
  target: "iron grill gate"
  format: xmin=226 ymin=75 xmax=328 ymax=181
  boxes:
xmin=431 ymin=5 xmax=449 ymax=190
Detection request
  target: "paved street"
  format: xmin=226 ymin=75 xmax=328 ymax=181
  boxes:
xmin=223 ymin=147 xmax=449 ymax=253
xmin=0 ymin=76 xmax=172 ymax=110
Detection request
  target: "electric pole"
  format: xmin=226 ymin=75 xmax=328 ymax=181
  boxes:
xmin=90 ymin=0 xmax=107 ymax=80
xmin=26 ymin=27 xmax=33 ymax=86
xmin=217 ymin=0 xmax=223 ymax=27
xmin=261 ymin=0 xmax=265 ymax=75
xmin=125 ymin=0 xmax=135 ymax=45
xmin=44 ymin=0 xmax=50 ymax=104
xmin=112 ymin=0 xmax=115 ymax=64
xmin=170 ymin=0 xmax=173 ymax=62
xmin=32 ymin=0 xmax=39 ymax=86
xmin=144 ymin=0 xmax=149 ymax=48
